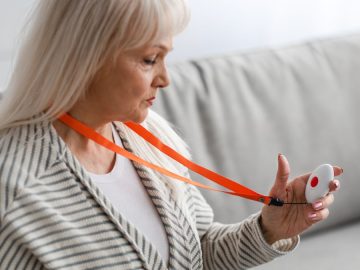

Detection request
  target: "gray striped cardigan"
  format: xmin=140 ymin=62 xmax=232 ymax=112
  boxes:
xmin=0 ymin=120 xmax=298 ymax=270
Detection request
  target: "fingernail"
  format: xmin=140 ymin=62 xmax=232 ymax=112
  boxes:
xmin=308 ymin=212 xmax=319 ymax=221
xmin=334 ymin=180 xmax=340 ymax=191
xmin=313 ymin=201 xmax=323 ymax=210
xmin=278 ymin=153 xmax=287 ymax=161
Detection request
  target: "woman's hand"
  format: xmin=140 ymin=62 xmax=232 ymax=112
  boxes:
xmin=260 ymin=154 xmax=342 ymax=245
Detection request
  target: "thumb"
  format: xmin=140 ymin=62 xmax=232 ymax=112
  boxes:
xmin=270 ymin=154 xmax=290 ymax=197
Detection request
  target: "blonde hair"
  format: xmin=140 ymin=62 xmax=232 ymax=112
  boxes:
xmin=0 ymin=0 xmax=190 ymax=130
xmin=0 ymin=0 xmax=191 ymax=198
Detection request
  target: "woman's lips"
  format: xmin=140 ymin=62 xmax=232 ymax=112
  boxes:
xmin=146 ymin=97 xmax=156 ymax=105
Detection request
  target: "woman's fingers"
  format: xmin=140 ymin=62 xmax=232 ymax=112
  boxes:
xmin=306 ymin=193 xmax=334 ymax=223
xmin=307 ymin=208 xmax=330 ymax=223
xmin=274 ymin=154 xmax=290 ymax=187
xmin=329 ymin=179 xmax=341 ymax=192
xmin=312 ymin=193 xmax=334 ymax=210
xmin=333 ymin=166 xmax=343 ymax=177
xmin=270 ymin=154 xmax=290 ymax=198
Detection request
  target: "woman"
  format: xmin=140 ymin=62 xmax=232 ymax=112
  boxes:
xmin=0 ymin=1 xmax=341 ymax=269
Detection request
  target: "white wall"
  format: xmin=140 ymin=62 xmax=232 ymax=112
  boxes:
xmin=0 ymin=0 xmax=35 ymax=92
xmin=1 ymin=0 xmax=360 ymax=90
xmin=169 ymin=0 xmax=360 ymax=62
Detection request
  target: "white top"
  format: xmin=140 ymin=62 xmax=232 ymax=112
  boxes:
xmin=87 ymin=125 xmax=169 ymax=263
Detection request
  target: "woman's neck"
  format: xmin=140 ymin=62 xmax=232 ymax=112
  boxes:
xmin=53 ymin=109 xmax=116 ymax=174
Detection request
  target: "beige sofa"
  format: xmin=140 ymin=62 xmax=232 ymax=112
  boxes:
xmin=153 ymin=33 xmax=360 ymax=269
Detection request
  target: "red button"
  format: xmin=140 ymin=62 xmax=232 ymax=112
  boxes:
xmin=311 ymin=176 xmax=319 ymax=187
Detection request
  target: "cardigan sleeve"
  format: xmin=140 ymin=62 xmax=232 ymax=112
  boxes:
xmin=186 ymin=185 xmax=299 ymax=270
xmin=201 ymin=214 xmax=299 ymax=270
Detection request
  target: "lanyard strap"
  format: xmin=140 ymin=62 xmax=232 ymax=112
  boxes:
xmin=58 ymin=113 xmax=276 ymax=205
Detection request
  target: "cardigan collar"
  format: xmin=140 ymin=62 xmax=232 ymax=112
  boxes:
xmin=45 ymin=120 xmax=193 ymax=270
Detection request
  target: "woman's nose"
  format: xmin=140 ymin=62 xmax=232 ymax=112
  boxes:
xmin=153 ymin=63 xmax=170 ymax=89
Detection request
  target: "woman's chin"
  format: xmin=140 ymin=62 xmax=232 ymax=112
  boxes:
xmin=131 ymin=109 xmax=149 ymax=124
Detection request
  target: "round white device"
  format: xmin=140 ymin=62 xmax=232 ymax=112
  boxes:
xmin=305 ymin=164 xmax=334 ymax=203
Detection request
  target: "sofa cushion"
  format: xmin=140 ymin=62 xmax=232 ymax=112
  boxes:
xmin=153 ymin=33 xmax=360 ymax=234
xmin=255 ymin=220 xmax=360 ymax=269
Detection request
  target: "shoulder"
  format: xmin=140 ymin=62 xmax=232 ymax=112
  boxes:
xmin=143 ymin=110 xmax=190 ymax=158
xmin=0 ymin=121 xmax=53 ymax=169
xmin=0 ymin=121 xmax=56 ymax=219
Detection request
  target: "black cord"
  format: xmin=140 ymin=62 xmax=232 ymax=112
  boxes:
xmin=269 ymin=197 xmax=308 ymax=207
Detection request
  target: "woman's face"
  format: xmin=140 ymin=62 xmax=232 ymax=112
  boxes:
xmin=83 ymin=37 xmax=172 ymax=124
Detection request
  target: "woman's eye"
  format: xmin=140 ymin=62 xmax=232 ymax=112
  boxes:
xmin=144 ymin=58 xmax=157 ymax=65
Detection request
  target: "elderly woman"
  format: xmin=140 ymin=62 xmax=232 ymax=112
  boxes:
xmin=0 ymin=1 xmax=341 ymax=269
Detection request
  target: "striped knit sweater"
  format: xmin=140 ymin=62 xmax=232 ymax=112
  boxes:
xmin=0 ymin=119 xmax=298 ymax=270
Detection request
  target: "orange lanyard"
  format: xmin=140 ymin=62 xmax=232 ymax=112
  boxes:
xmin=59 ymin=113 xmax=282 ymax=206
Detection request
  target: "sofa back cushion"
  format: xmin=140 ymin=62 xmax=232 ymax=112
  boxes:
xmin=153 ymin=34 xmax=360 ymax=234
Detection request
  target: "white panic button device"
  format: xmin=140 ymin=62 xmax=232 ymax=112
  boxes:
xmin=305 ymin=164 xmax=334 ymax=203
